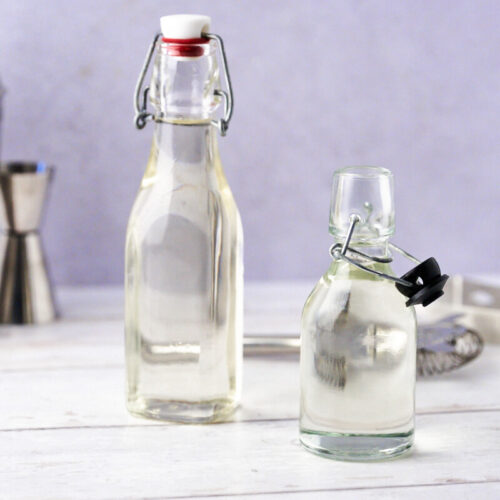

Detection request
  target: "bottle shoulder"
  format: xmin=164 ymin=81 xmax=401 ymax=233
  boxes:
xmin=302 ymin=261 xmax=416 ymax=330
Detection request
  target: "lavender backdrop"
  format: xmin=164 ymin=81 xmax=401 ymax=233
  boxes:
xmin=0 ymin=0 xmax=498 ymax=284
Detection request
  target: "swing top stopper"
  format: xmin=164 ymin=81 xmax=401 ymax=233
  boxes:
xmin=395 ymin=257 xmax=449 ymax=307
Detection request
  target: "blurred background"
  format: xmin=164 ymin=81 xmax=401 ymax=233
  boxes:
xmin=0 ymin=0 xmax=498 ymax=285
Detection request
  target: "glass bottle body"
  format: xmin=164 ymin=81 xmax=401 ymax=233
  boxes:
xmin=125 ymin=122 xmax=243 ymax=423
xmin=300 ymin=246 xmax=416 ymax=460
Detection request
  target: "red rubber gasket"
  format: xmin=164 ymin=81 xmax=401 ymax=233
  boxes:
xmin=161 ymin=37 xmax=209 ymax=44
xmin=161 ymin=37 xmax=209 ymax=57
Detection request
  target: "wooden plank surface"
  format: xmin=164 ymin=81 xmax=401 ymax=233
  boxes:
xmin=1 ymin=284 xmax=499 ymax=499
xmin=2 ymin=412 xmax=499 ymax=499
xmin=221 ymin=483 xmax=500 ymax=500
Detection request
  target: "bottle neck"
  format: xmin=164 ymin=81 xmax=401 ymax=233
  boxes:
xmin=142 ymin=121 xmax=221 ymax=186
xmin=335 ymin=237 xmax=391 ymax=259
xmin=155 ymin=121 xmax=217 ymax=162
xmin=328 ymin=237 xmax=393 ymax=279
xmin=149 ymin=41 xmax=220 ymax=123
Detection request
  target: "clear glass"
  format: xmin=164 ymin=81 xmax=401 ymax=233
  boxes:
xmin=300 ymin=167 xmax=416 ymax=461
xmin=150 ymin=41 xmax=220 ymax=123
xmin=124 ymin=40 xmax=243 ymax=423
xmin=329 ymin=166 xmax=395 ymax=242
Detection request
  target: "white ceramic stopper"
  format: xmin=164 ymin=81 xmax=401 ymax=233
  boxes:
xmin=160 ymin=14 xmax=211 ymax=39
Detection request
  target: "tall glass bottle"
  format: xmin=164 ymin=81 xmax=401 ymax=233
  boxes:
xmin=125 ymin=15 xmax=243 ymax=423
xmin=300 ymin=166 xmax=416 ymax=460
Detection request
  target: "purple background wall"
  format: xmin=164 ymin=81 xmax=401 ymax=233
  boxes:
xmin=0 ymin=0 xmax=498 ymax=284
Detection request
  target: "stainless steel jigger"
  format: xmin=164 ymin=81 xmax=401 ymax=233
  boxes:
xmin=0 ymin=162 xmax=57 ymax=323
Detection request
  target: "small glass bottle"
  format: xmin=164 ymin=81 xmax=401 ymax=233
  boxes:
xmin=300 ymin=166 xmax=416 ymax=460
xmin=125 ymin=15 xmax=243 ymax=423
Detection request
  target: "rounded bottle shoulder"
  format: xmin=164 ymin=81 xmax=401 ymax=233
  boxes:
xmin=302 ymin=263 xmax=416 ymax=331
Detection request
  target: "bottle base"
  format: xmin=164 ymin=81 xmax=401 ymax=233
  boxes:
xmin=300 ymin=428 xmax=413 ymax=462
xmin=127 ymin=396 xmax=238 ymax=424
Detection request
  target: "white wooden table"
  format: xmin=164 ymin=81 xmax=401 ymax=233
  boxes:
xmin=2 ymin=282 xmax=499 ymax=499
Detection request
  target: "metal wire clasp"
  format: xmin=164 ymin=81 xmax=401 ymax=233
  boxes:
xmin=329 ymin=214 xmax=420 ymax=287
xmin=133 ymin=32 xmax=161 ymax=129
xmin=133 ymin=31 xmax=234 ymax=135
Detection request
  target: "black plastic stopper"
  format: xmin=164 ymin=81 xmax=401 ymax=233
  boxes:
xmin=395 ymin=257 xmax=449 ymax=307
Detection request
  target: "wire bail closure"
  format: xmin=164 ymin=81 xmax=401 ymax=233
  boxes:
xmin=330 ymin=214 xmax=449 ymax=307
xmin=133 ymin=32 xmax=234 ymax=135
